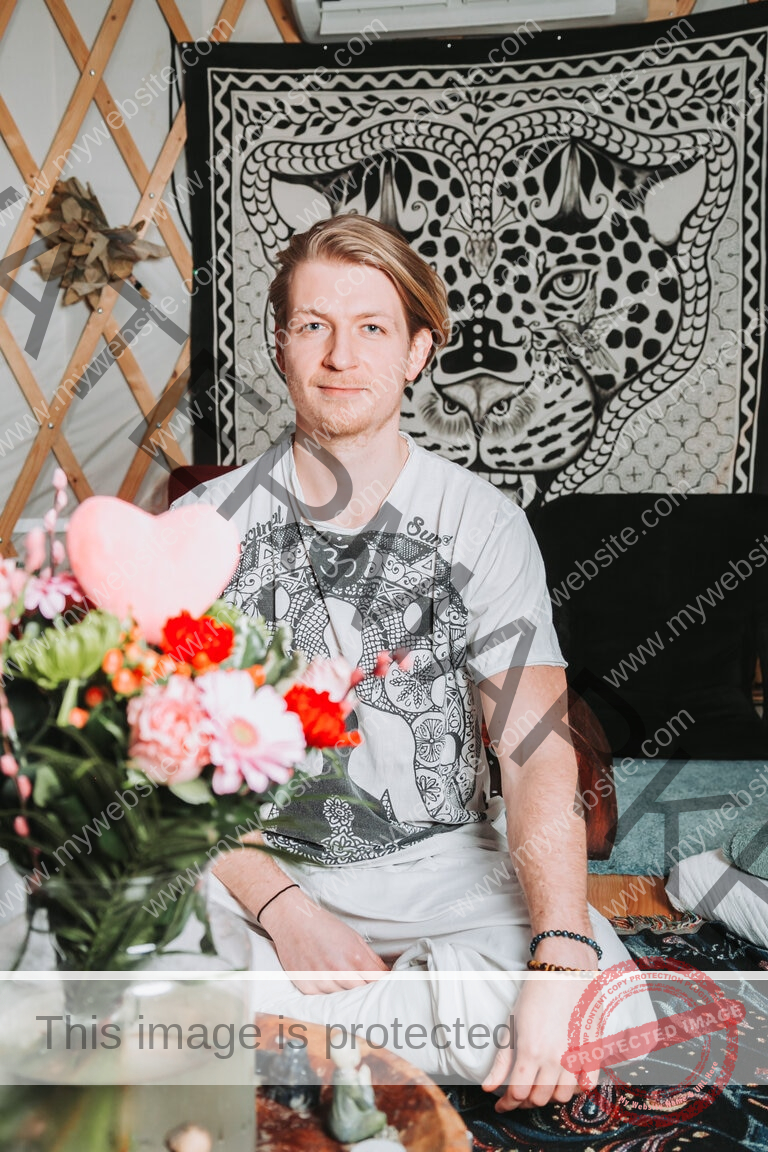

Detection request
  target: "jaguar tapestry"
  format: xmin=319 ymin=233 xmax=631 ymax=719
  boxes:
xmin=183 ymin=3 xmax=768 ymax=506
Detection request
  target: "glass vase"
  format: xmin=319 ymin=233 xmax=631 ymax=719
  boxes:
xmin=0 ymin=1085 xmax=257 ymax=1150
xmin=0 ymin=862 xmax=258 ymax=1149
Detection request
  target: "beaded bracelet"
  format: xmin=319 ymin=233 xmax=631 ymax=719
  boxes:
xmin=530 ymin=929 xmax=603 ymax=963
xmin=527 ymin=959 xmax=600 ymax=973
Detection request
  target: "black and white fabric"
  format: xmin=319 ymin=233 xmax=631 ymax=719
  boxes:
xmin=183 ymin=4 xmax=768 ymax=505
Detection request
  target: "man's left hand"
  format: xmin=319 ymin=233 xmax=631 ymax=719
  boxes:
xmin=482 ymin=977 xmax=598 ymax=1110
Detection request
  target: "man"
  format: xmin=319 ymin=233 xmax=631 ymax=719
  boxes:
xmin=173 ymin=214 xmax=638 ymax=1109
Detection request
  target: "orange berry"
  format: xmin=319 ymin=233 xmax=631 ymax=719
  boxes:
xmin=68 ymin=707 xmax=89 ymax=728
xmin=111 ymin=668 xmax=141 ymax=695
xmin=247 ymin=664 xmax=266 ymax=688
xmin=174 ymin=662 xmax=192 ymax=678
xmin=124 ymin=642 xmax=144 ymax=665
xmin=191 ymin=652 xmax=213 ymax=671
xmin=84 ymin=686 xmax=105 ymax=708
xmin=102 ymin=648 xmax=123 ymax=675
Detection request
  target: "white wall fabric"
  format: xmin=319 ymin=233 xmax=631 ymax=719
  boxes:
xmin=0 ymin=0 xmax=281 ymax=553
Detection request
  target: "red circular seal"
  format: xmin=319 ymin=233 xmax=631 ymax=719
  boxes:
xmin=561 ymin=956 xmax=743 ymax=1128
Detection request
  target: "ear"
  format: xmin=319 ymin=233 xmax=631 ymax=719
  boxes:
xmin=274 ymin=326 xmax=286 ymax=375
xmin=405 ymin=327 xmax=433 ymax=382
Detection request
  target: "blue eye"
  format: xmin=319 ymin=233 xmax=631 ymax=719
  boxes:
xmin=364 ymin=324 xmax=382 ymax=333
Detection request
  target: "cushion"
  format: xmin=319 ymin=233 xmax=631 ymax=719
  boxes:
xmin=723 ymin=817 xmax=768 ymax=880
xmin=666 ymin=849 xmax=768 ymax=949
xmin=167 ymin=464 xmax=239 ymax=506
xmin=530 ymin=495 xmax=768 ymax=759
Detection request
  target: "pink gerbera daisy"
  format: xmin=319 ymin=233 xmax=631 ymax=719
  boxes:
xmin=197 ymin=671 xmax=306 ymax=795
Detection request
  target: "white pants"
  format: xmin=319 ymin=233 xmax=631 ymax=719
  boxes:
xmin=210 ymin=823 xmax=653 ymax=1084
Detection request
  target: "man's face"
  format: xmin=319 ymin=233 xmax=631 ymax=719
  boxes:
xmin=275 ymin=258 xmax=432 ymax=439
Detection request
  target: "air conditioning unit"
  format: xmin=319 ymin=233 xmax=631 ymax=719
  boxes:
xmin=290 ymin=0 xmax=617 ymax=42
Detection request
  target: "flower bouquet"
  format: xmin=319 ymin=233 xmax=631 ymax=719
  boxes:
xmin=0 ymin=472 xmax=363 ymax=973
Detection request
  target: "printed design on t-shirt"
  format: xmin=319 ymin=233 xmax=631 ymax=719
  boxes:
xmin=224 ymin=517 xmax=485 ymax=860
xmin=319 ymin=797 xmax=397 ymax=864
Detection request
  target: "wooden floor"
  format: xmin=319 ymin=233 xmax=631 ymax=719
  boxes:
xmin=587 ymin=873 xmax=678 ymax=919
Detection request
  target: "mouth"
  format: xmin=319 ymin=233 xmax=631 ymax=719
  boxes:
xmin=317 ymin=385 xmax=367 ymax=395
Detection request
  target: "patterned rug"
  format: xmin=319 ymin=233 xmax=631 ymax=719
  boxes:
xmin=4 ymin=920 xmax=766 ymax=1149
xmin=447 ymin=918 xmax=768 ymax=1151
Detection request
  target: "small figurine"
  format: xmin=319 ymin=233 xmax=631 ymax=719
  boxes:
xmin=260 ymin=1036 xmax=320 ymax=1112
xmin=327 ymin=1028 xmax=388 ymax=1144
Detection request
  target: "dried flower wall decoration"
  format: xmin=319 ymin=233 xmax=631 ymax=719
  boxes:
xmin=32 ymin=177 xmax=168 ymax=309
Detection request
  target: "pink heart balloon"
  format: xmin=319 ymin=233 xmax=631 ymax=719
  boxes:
xmin=66 ymin=497 xmax=241 ymax=645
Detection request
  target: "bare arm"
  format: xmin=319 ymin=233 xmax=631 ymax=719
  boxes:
xmin=482 ymin=664 xmax=593 ymax=965
xmin=212 ymin=832 xmax=388 ymax=993
xmin=478 ymin=664 xmax=598 ymax=1109
xmin=212 ymin=830 xmax=295 ymax=921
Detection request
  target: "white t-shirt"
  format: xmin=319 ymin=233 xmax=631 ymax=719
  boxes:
xmin=171 ymin=432 xmax=565 ymax=864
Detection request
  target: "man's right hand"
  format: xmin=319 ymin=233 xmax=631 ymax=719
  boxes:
xmin=259 ymin=886 xmax=389 ymax=994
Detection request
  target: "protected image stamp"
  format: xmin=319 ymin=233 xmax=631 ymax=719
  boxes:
xmin=561 ymin=957 xmax=744 ymax=1127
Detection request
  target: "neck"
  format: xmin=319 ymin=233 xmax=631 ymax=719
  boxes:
xmin=292 ymin=420 xmax=408 ymax=529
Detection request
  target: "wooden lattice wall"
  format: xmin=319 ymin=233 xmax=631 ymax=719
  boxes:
xmin=0 ymin=0 xmax=262 ymax=558
xmin=0 ymin=0 xmax=747 ymax=558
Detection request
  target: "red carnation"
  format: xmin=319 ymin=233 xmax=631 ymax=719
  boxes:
xmin=161 ymin=611 xmax=235 ymax=667
xmin=284 ymin=684 xmax=363 ymax=749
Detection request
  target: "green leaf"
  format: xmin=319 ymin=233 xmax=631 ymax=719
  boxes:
xmin=52 ymin=1085 xmax=123 ymax=1151
xmin=95 ymin=829 xmax=127 ymax=862
xmin=270 ymin=649 xmax=306 ymax=693
xmin=227 ymin=610 xmax=272 ymax=668
xmin=32 ymin=763 xmax=63 ymax=806
xmin=169 ymin=777 xmax=214 ymax=805
xmin=92 ymin=711 xmax=126 ymax=743
xmin=205 ymin=598 xmax=243 ymax=628
xmin=126 ymin=766 xmax=155 ymax=788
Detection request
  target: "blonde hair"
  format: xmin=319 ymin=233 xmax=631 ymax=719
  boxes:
xmin=268 ymin=214 xmax=451 ymax=370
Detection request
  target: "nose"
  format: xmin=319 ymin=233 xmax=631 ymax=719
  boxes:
xmin=323 ymin=326 xmax=358 ymax=372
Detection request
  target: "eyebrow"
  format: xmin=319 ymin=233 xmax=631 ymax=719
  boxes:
xmin=291 ymin=307 xmax=397 ymax=321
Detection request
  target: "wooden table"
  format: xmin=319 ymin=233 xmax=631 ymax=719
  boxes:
xmin=256 ymin=1015 xmax=470 ymax=1151
xmin=587 ymin=872 xmax=679 ymax=919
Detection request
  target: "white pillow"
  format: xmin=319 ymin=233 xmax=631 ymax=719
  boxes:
xmin=666 ymin=849 xmax=768 ymax=950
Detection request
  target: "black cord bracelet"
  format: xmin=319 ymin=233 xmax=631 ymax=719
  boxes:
xmin=256 ymin=883 xmax=300 ymax=923
xmin=529 ymin=930 xmax=603 ymax=963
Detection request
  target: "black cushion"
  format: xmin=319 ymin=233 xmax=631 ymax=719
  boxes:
xmin=529 ymin=495 xmax=768 ymax=759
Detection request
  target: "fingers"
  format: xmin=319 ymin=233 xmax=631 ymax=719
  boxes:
xmin=572 ymin=1066 xmax=598 ymax=1096
xmin=360 ymin=947 xmax=390 ymax=972
xmin=491 ymin=1061 xmax=581 ymax=1112
xmin=292 ymin=977 xmax=365 ymax=994
xmin=493 ymin=1058 xmax=538 ymax=1111
xmin=552 ymin=1072 xmax=579 ymax=1105
xmin=526 ymin=1066 xmax=573 ymax=1109
xmin=292 ymin=970 xmax=389 ymax=994
xmin=481 ymin=1047 xmax=512 ymax=1093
